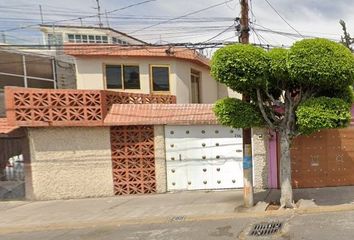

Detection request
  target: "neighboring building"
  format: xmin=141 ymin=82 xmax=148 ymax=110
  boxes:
xmin=64 ymin=45 xmax=238 ymax=104
xmin=0 ymin=48 xmax=76 ymax=117
xmin=39 ymin=24 xmax=146 ymax=47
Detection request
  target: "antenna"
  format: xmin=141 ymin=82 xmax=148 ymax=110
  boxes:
xmin=1 ymin=32 xmax=6 ymax=43
xmin=39 ymin=5 xmax=44 ymax=24
xmin=96 ymin=0 xmax=103 ymax=28
xmin=105 ymin=9 xmax=110 ymax=27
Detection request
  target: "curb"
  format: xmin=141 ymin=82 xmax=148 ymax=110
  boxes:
xmin=1 ymin=203 xmax=354 ymax=234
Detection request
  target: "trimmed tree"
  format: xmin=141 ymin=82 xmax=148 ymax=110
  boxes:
xmin=211 ymin=39 xmax=354 ymax=208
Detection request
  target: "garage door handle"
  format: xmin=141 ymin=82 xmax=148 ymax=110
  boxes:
xmin=179 ymin=154 xmax=182 ymax=161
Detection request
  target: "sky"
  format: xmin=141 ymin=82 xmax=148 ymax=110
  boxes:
xmin=0 ymin=0 xmax=353 ymax=49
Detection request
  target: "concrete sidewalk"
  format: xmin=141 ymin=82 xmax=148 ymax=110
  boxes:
xmin=2 ymin=186 xmax=354 ymax=234
xmin=0 ymin=190 xmax=269 ymax=233
xmin=266 ymin=186 xmax=354 ymax=206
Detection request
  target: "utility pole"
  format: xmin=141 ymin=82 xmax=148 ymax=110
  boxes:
xmin=96 ymin=0 xmax=103 ymax=28
xmin=240 ymin=0 xmax=254 ymax=208
xmin=39 ymin=5 xmax=44 ymax=24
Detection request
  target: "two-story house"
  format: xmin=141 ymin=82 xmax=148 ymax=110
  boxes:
xmin=40 ymin=25 xmax=239 ymax=103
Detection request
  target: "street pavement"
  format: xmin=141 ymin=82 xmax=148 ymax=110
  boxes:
xmin=1 ymin=209 xmax=354 ymax=239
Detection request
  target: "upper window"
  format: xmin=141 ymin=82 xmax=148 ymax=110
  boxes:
xmin=68 ymin=34 xmax=75 ymax=43
xmin=151 ymin=66 xmax=170 ymax=92
xmin=74 ymin=35 xmax=82 ymax=43
xmin=112 ymin=37 xmax=128 ymax=45
xmin=106 ymin=65 xmax=122 ymax=89
xmin=82 ymin=35 xmax=88 ymax=43
xmin=48 ymin=33 xmax=63 ymax=46
xmin=95 ymin=36 xmax=102 ymax=43
xmin=105 ymin=65 xmax=140 ymax=90
xmin=67 ymin=34 xmax=109 ymax=44
xmin=89 ymin=35 xmax=95 ymax=43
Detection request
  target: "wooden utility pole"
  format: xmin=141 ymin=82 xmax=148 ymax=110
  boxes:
xmin=240 ymin=0 xmax=254 ymax=208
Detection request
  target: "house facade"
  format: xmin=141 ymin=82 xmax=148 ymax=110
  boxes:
xmin=65 ymin=45 xmax=239 ymax=104
xmin=37 ymin=25 xmax=239 ymax=104
xmin=1 ymin=87 xmax=269 ymax=200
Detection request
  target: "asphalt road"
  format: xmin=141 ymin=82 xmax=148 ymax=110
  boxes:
xmin=2 ymin=210 xmax=354 ymax=240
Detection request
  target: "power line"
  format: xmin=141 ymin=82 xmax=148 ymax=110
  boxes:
xmin=129 ymin=0 xmax=236 ymax=34
xmin=254 ymin=24 xmax=339 ymax=41
xmin=2 ymin=0 xmax=156 ymax=32
xmin=202 ymin=23 xmax=235 ymax=42
xmin=263 ymin=0 xmax=304 ymax=38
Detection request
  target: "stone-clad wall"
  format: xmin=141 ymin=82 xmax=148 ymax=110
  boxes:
xmin=154 ymin=126 xmax=167 ymax=193
xmin=26 ymin=127 xmax=114 ymax=200
xmin=252 ymin=128 xmax=269 ymax=189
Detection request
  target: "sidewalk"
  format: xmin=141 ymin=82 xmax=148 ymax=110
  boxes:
xmin=266 ymin=186 xmax=354 ymax=206
xmin=0 ymin=190 xmax=268 ymax=233
xmin=1 ymin=187 xmax=354 ymax=234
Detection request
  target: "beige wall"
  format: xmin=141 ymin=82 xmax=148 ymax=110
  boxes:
xmin=252 ymin=128 xmax=269 ymax=189
xmin=27 ymin=127 xmax=114 ymax=200
xmin=174 ymin=60 xmax=218 ymax=104
xmin=74 ymin=57 xmax=225 ymax=104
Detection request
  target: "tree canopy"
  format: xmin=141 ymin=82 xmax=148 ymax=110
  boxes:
xmin=211 ymin=38 xmax=354 ymax=136
xmin=211 ymin=38 xmax=354 ymax=207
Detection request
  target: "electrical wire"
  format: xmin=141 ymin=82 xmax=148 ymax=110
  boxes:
xmin=1 ymin=0 xmax=156 ymax=32
xmin=202 ymin=24 xmax=235 ymax=42
xmin=129 ymin=0 xmax=236 ymax=34
xmin=263 ymin=0 xmax=304 ymax=38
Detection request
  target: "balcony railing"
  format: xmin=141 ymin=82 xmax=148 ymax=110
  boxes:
xmin=5 ymin=87 xmax=176 ymax=127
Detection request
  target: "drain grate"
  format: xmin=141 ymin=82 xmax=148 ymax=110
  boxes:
xmin=170 ymin=216 xmax=185 ymax=222
xmin=249 ymin=222 xmax=282 ymax=236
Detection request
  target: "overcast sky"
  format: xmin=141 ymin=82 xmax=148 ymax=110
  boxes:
xmin=0 ymin=0 xmax=353 ymax=48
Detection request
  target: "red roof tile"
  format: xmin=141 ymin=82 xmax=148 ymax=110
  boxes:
xmin=64 ymin=44 xmax=210 ymax=69
xmin=104 ymin=104 xmax=217 ymax=126
xmin=0 ymin=118 xmax=19 ymax=134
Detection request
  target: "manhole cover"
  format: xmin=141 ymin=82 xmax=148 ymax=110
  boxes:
xmin=170 ymin=216 xmax=185 ymax=222
xmin=249 ymin=222 xmax=282 ymax=236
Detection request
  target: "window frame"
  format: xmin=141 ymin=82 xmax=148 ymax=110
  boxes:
xmin=104 ymin=64 xmax=141 ymax=90
xmin=190 ymin=69 xmax=201 ymax=103
xmin=67 ymin=34 xmax=75 ymax=43
xmin=102 ymin=36 xmax=108 ymax=43
xmin=150 ymin=64 xmax=171 ymax=94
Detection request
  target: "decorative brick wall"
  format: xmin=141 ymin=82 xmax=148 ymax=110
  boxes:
xmin=5 ymin=87 xmax=176 ymax=127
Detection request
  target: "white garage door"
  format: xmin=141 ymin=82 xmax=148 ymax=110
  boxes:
xmin=165 ymin=125 xmax=243 ymax=191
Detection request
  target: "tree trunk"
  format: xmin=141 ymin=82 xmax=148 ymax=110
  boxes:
xmin=279 ymin=130 xmax=294 ymax=208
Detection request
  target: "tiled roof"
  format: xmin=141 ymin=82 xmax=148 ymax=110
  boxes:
xmin=0 ymin=118 xmax=19 ymax=135
xmin=104 ymin=104 xmax=218 ymax=126
xmin=64 ymin=45 xmax=210 ymax=69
